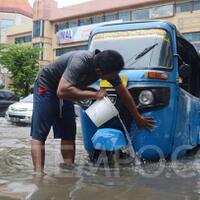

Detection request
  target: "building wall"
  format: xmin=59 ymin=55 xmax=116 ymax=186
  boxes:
xmin=0 ymin=13 xmax=32 ymax=89
xmin=0 ymin=12 xmax=31 ymax=26
xmin=0 ymin=12 xmax=32 ymax=42
xmin=36 ymin=0 xmax=199 ymax=65
xmin=166 ymin=10 xmax=200 ymax=33
xmin=3 ymin=0 xmax=200 ymax=65
xmin=2 ymin=23 xmax=32 ymax=43
xmin=1 ymin=0 xmax=200 ymax=87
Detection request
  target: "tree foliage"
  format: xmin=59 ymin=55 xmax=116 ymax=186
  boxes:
xmin=0 ymin=44 xmax=40 ymax=97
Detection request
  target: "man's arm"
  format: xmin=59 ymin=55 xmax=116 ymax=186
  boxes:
xmin=114 ymin=83 xmax=155 ymax=130
xmin=57 ymin=77 xmax=106 ymax=101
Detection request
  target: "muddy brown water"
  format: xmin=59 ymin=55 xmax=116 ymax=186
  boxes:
xmin=0 ymin=117 xmax=200 ymax=200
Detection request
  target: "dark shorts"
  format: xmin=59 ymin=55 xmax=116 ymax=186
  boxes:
xmin=30 ymin=80 xmax=76 ymax=142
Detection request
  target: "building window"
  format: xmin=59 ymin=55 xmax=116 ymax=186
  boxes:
xmin=92 ymin=16 xmax=104 ymax=24
xmin=58 ymin=23 xmax=66 ymax=31
xmin=0 ymin=19 xmax=14 ymax=32
xmin=15 ymin=35 xmax=32 ymax=44
xmin=68 ymin=20 xmax=78 ymax=28
xmin=33 ymin=43 xmax=44 ymax=60
xmin=79 ymin=18 xmax=92 ymax=26
xmin=55 ymin=23 xmax=68 ymax=32
xmin=183 ymin=32 xmax=200 ymax=42
xmin=1 ymin=19 xmax=14 ymax=27
xmin=150 ymin=5 xmax=174 ymax=19
xmin=192 ymin=43 xmax=200 ymax=53
xmin=33 ymin=21 xmax=40 ymax=37
xmin=193 ymin=0 xmax=200 ymax=10
xmin=183 ymin=32 xmax=200 ymax=53
xmin=105 ymin=13 xmax=117 ymax=21
xmin=132 ymin=8 xmax=150 ymax=20
xmin=176 ymin=2 xmax=192 ymax=13
xmin=56 ymin=45 xmax=88 ymax=56
xmin=33 ymin=20 xmax=44 ymax=37
xmin=118 ymin=11 xmax=131 ymax=21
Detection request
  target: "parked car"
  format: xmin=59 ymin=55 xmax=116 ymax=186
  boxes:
xmin=0 ymin=90 xmax=19 ymax=117
xmin=5 ymin=94 xmax=33 ymax=125
xmin=5 ymin=94 xmax=80 ymax=125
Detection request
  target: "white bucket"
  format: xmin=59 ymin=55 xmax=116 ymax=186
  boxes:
xmin=85 ymin=97 xmax=119 ymax=127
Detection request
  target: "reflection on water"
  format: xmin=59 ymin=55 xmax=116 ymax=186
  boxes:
xmin=1 ymin=117 xmax=200 ymax=199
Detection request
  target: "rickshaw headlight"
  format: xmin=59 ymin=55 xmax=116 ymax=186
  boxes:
xmin=139 ymin=90 xmax=154 ymax=106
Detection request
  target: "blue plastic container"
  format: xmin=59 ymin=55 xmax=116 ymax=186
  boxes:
xmin=92 ymin=128 xmax=127 ymax=151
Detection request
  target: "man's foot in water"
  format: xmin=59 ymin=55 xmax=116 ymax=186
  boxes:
xmin=59 ymin=162 xmax=75 ymax=170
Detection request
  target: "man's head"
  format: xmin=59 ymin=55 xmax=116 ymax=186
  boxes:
xmin=94 ymin=50 xmax=124 ymax=80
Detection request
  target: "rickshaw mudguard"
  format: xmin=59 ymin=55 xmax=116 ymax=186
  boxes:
xmin=171 ymin=89 xmax=200 ymax=158
xmin=128 ymin=83 xmax=176 ymax=160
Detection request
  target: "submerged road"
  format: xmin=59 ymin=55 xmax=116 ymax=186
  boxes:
xmin=0 ymin=117 xmax=200 ymax=200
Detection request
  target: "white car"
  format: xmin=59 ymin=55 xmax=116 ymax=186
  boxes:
xmin=5 ymin=94 xmax=80 ymax=125
xmin=5 ymin=94 xmax=33 ymax=125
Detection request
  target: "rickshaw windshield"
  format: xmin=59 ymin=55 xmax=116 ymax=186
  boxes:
xmin=90 ymin=29 xmax=173 ymax=69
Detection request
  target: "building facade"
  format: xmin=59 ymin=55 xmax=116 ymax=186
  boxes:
xmin=30 ymin=0 xmax=200 ymax=67
xmin=0 ymin=0 xmax=33 ymax=44
xmin=1 ymin=0 xmax=200 ymax=66
xmin=0 ymin=0 xmax=33 ymax=89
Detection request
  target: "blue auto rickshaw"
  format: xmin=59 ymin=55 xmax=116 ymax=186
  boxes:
xmin=78 ymin=21 xmax=200 ymax=160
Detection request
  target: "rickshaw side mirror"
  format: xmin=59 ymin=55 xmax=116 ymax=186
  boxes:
xmin=179 ymin=63 xmax=191 ymax=79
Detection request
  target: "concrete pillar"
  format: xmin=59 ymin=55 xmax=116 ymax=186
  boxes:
xmin=32 ymin=0 xmax=58 ymax=65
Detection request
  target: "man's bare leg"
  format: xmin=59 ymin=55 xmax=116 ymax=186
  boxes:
xmin=31 ymin=139 xmax=45 ymax=172
xmin=61 ymin=140 xmax=75 ymax=165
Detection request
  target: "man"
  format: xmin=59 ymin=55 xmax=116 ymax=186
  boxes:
xmin=31 ymin=49 xmax=154 ymax=172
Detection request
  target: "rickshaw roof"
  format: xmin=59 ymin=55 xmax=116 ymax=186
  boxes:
xmin=89 ymin=20 xmax=178 ymax=39
xmin=89 ymin=20 xmax=195 ymax=55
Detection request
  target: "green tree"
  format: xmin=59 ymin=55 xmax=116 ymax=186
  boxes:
xmin=0 ymin=44 xmax=40 ymax=97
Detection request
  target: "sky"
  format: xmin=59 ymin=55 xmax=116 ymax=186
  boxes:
xmin=28 ymin=0 xmax=92 ymax=8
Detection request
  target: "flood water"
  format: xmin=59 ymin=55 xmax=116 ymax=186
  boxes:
xmin=1 ymin=117 xmax=200 ymax=200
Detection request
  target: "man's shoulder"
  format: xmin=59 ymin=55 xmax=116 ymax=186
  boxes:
xmin=69 ymin=50 xmax=94 ymax=67
xmin=63 ymin=50 xmax=93 ymax=58
xmin=52 ymin=50 xmax=92 ymax=67
xmin=73 ymin=50 xmax=94 ymax=59
xmin=65 ymin=50 xmax=94 ymax=71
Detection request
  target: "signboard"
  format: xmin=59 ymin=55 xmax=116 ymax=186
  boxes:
xmin=57 ymin=20 xmax=122 ymax=45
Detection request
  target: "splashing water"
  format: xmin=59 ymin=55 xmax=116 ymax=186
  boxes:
xmin=117 ymin=115 xmax=135 ymax=159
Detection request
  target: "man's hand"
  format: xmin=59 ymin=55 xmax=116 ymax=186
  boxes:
xmin=135 ymin=115 xmax=156 ymax=131
xmin=57 ymin=78 xmax=106 ymax=101
xmin=95 ymin=88 xmax=107 ymax=100
xmin=114 ymin=83 xmax=156 ymax=132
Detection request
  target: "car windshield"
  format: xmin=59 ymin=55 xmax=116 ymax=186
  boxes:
xmin=20 ymin=94 xmax=33 ymax=103
xmin=90 ymin=29 xmax=173 ymax=69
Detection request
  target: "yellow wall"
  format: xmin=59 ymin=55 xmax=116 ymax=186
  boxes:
xmin=5 ymin=23 xmax=32 ymax=44
xmin=50 ymin=8 xmax=200 ymax=63
xmin=164 ymin=10 xmax=200 ymax=33
xmin=0 ymin=12 xmax=31 ymax=26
